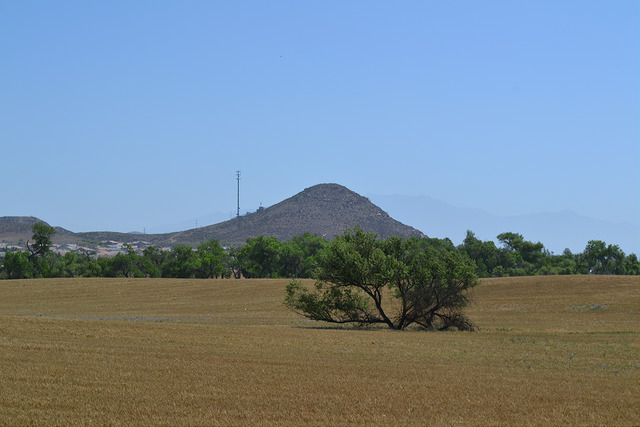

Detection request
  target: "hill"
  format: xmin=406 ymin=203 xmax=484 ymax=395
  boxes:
xmin=0 ymin=216 xmax=75 ymax=243
xmin=1 ymin=184 xmax=424 ymax=247
xmin=165 ymin=183 xmax=425 ymax=246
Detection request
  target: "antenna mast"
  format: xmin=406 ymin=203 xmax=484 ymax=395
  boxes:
xmin=236 ymin=170 xmax=241 ymax=217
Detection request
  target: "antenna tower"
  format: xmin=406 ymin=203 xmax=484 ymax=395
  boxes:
xmin=236 ymin=170 xmax=241 ymax=217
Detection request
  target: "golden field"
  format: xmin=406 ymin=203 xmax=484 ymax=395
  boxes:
xmin=0 ymin=275 xmax=638 ymax=426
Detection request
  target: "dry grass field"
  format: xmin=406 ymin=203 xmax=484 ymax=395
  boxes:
xmin=1 ymin=275 xmax=638 ymax=426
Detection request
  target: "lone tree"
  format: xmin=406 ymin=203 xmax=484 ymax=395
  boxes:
xmin=285 ymin=227 xmax=478 ymax=331
xmin=27 ymin=222 xmax=56 ymax=258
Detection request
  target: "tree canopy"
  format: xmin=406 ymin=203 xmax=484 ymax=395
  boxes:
xmin=28 ymin=222 xmax=56 ymax=258
xmin=1 ymin=227 xmax=639 ymax=280
xmin=285 ymin=228 xmax=478 ymax=330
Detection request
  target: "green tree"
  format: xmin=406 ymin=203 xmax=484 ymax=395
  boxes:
xmin=52 ymin=252 xmax=82 ymax=277
xmin=162 ymin=245 xmax=199 ymax=278
xmin=278 ymin=241 xmax=305 ymax=278
xmin=225 ymin=246 xmax=243 ymax=279
xmin=143 ymin=246 xmax=166 ymax=268
xmin=2 ymin=251 xmax=33 ymax=279
xmin=538 ymin=248 xmax=578 ymax=275
xmin=101 ymin=245 xmax=143 ymax=278
xmin=459 ymin=231 xmax=501 ymax=277
xmin=497 ymin=232 xmax=545 ymax=274
xmin=238 ymin=236 xmax=282 ymax=278
xmin=27 ymin=222 xmax=56 ymax=258
xmin=604 ymin=244 xmax=625 ymax=275
xmin=142 ymin=246 xmax=166 ymax=277
xmin=623 ymin=253 xmax=640 ymax=275
xmin=81 ymin=256 xmax=103 ymax=277
xmin=582 ymin=240 xmax=627 ymax=274
xmin=282 ymin=233 xmax=327 ymax=278
xmin=196 ymin=239 xmax=226 ymax=278
xmin=285 ymin=228 xmax=478 ymax=331
xmin=582 ymin=240 xmax=607 ymax=273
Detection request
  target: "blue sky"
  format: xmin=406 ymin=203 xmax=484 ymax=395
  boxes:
xmin=2 ymin=1 xmax=638 ymax=239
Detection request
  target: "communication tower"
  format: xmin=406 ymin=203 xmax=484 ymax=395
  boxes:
xmin=236 ymin=171 xmax=241 ymax=218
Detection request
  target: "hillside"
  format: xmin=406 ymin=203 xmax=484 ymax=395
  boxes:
xmin=1 ymin=184 xmax=425 ymax=247
xmin=0 ymin=216 xmax=75 ymax=243
xmin=166 ymin=184 xmax=425 ymax=246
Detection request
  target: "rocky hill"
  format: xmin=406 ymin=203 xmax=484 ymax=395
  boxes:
xmin=166 ymin=184 xmax=425 ymax=246
xmin=0 ymin=216 xmax=75 ymax=243
xmin=1 ymin=184 xmax=425 ymax=248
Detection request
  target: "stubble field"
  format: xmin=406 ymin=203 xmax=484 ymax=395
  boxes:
xmin=1 ymin=275 xmax=638 ymax=426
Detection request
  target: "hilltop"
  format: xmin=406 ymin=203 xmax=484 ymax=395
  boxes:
xmin=0 ymin=184 xmax=424 ymax=249
xmin=167 ymin=184 xmax=424 ymax=246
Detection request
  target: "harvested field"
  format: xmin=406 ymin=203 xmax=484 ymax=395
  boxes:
xmin=1 ymin=275 xmax=638 ymax=426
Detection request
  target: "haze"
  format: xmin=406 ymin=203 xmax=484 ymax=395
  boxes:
xmin=2 ymin=1 xmax=638 ymax=251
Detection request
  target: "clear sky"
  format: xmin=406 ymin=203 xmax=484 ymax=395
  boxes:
xmin=2 ymin=1 xmax=638 ymax=235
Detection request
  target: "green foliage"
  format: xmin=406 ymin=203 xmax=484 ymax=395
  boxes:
xmin=459 ymin=231 xmax=500 ymax=277
xmin=459 ymin=230 xmax=523 ymax=277
xmin=1 ymin=228 xmax=638 ymax=281
xmin=23 ymin=222 xmax=58 ymax=276
xmin=161 ymin=245 xmax=199 ymax=278
xmin=496 ymin=232 xmax=545 ymax=273
xmin=280 ymin=233 xmax=327 ymax=278
xmin=235 ymin=233 xmax=327 ymax=279
xmin=225 ymin=246 xmax=243 ymax=279
xmin=29 ymin=222 xmax=56 ymax=257
xmin=238 ymin=236 xmax=283 ymax=278
xmin=2 ymin=251 xmax=33 ymax=279
xmin=285 ymin=280 xmax=370 ymax=323
xmin=143 ymin=246 xmax=167 ymax=270
xmin=623 ymin=254 xmax=640 ymax=275
xmin=54 ymin=252 xmax=82 ymax=277
xmin=459 ymin=232 xmax=640 ymax=277
xmin=582 ymin=240 xmax=627 ymax=274
xmin=196 ymin=239 xmax=226 ymax=278
xmin=285 ymin=227 xmax=479 ymax=331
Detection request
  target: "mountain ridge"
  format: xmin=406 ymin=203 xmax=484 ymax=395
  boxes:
xmin=1 ymin=184 xmax=424 ymax=247
xmin=5 ymin=185 xmax=635 ymax=255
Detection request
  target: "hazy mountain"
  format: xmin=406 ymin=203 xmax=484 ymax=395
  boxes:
xmin=368 ymin=194 xmax=639 ymax=255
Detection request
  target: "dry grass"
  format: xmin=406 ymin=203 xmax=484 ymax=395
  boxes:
xmin=1 ymin=276 xmax=638 ymax=426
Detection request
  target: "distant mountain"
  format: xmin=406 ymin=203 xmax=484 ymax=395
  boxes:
xmin=0 ymin=216 xmax=75 ymax=243
xmin=368 ymin=194 xmax=640 ymax=255
xmin=165 ymin=184 xmax=425 ymax=246
xmin=0 ymin=216 xmax=44 ymax=236
xmin=1 ymin=184 xmax=424 ymax=247
xmin=5 ymin=189 xmax=637 ymax=255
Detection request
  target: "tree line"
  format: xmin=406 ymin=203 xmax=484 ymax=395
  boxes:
xmin=0 ymin=223 xmax=638 ymax=280
xmin=459 ymin=230 xmax=639 ymax=276
xmin=0 ymin=223 xmax=327 ymax=280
